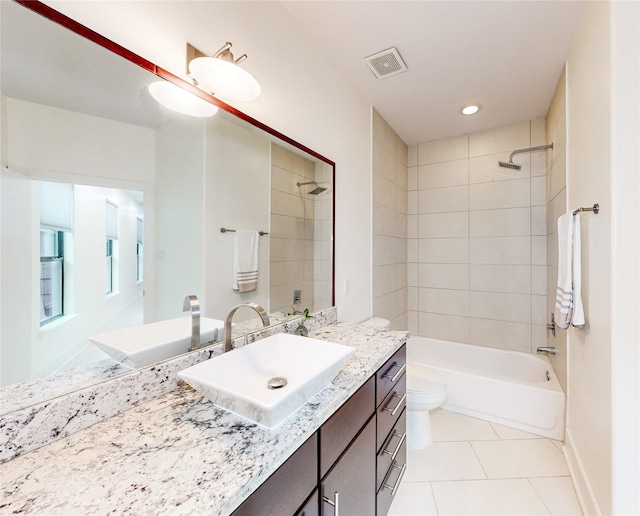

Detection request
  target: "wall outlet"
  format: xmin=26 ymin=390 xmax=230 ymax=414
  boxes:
xmin=293 ymin=290 xmax=301 ymax=304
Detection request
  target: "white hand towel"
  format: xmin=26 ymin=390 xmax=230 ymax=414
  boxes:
xmin=555 ymin=212 xmax=574 ymax=329
xmin=233 ymin=230 xmax=259 ymax=293
xmin=554 ymin=211 xmax=585 ymax=329
xmin=571 ymin=214 xmax=585 ymax=326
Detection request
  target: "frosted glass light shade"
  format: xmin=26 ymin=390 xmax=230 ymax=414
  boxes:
xmin=189 ymin=57 xmax=261 ymax=101
xmin=148 ymin=81 xmax=218 ymax=117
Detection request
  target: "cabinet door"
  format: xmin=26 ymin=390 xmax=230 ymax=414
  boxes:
xmin=233 ymin=433 xmax=318 ymax=516
xmin=321 ymin=416 xmax=376 ymax=516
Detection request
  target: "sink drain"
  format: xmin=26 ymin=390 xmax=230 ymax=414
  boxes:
xmin=267 ymin=377 xmax=288 ymax=389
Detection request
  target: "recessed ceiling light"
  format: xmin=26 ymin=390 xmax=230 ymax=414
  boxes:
xmin=460 ymin=104 xmax=481 ymax=116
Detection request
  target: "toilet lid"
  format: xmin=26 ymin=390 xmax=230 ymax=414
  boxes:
xmin=407 ymin=364 xmax=446 ymax=392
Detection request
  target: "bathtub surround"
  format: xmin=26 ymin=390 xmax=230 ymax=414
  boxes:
xmin=372 ymin=109 xmax=408 ymax=329
xmin=407 ymin=120 xmax=547 ymax=354
xmin=0 ymin=306 xmax=337 ymax=463
xmin=0 ymin=322 xmax=407 ymax=514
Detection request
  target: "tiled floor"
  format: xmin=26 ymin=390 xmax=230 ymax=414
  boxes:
xmin=388 ymin=409 xmax=583 ymax=516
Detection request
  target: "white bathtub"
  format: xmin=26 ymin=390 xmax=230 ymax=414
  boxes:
xmin=407 ymin=336 xmax=565 ymax=440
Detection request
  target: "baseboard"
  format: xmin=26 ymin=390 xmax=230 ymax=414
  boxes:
xmin=563 ymin=428 xmax=603 ymax=515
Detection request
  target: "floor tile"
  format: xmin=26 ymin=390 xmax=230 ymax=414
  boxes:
xmin=433 ymin=413 xmax=500 ymax=442
xmin=490 ymin=422 xmax=544 ymax=440
xmin=530 ymin=477 xmax=583 ymax=515
xmin=431 ymin=478 xmax=551 ymax=515
xmin=388 ymin=481 xmax=438 ymax=515
xmin=404 ymin=442 xmax=486 ymax=482
xmin=431 ymin=407 xmax=455 ymax=416
xmin=471 ymin=439 xmax=569 ymax=478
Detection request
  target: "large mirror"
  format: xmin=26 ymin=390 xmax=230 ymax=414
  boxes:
xmin=0 ymin=1 xmax=334 ymax=414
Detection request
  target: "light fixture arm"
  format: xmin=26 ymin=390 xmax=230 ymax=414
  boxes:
xmin=213 ymin=42 xmax=232 ymax=59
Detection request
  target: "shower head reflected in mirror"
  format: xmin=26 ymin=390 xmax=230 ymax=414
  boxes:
xmin=297 ymin=181 xmax=327 ymax=195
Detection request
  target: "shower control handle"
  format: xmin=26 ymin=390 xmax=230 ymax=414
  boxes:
xmin=546 ymin=313 xmax=556 ymax=337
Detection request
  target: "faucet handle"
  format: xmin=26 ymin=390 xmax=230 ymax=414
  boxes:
xmin=183 ymin=295 xmax=200 ymax=315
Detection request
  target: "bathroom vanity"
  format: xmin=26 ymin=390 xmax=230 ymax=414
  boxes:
xmin=0 ymin=324 xmax=407 ymax=515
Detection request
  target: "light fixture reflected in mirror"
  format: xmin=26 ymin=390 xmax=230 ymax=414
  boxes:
xmin=188 ymin=42 xmax=261 ymax=102
xmin=148 ymin=81 xmax=219 ymax=117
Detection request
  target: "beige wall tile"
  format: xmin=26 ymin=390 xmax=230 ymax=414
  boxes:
xmin=469 ymin=318 xmax=532 ymax=352
xmin=531 ymin=151 xmax=547 ymax=177
xmin=419 ymin=212 xmax=469 ymax=238
xmin=531 ymin=119 xmax=547 ymax=147
xmin=408 ymin=166 xmax=418 ymax=191
xmin=470 ymin=236 xmax=530 ymax=265
xmin=396 ymin=212 xmax=408 ymax=239
xmin=419 ymin=263 xmax=469 ymax=290
xmin=407 ymin=238 xmax=418 ymax=263
xmin=397 ymin=136 xmax=408 ymax=166
xmin=470 ymin=207 xmax=530 ymax=237
xmin=531 ymin=295 xmax=547 ymax=325
xmin=470 ymin=264 xmax=531 ymax=294
xmin=418 ymin=185 xmax=469 ymax=213
xmin=408 ymin=287 xmax=419 ymax=311
xmin=418 ymin=134 xmax=468 ymax=165
xmin=531 ymin=206 xmax=547 ymax=236
xmin=396 ymin=162 xmax=408 ymax=191
xmin=531 ymin=236 xmax=547 ymax=266
xmin=531 ymin=324 xmax=547 ymax=352
xmin=548 ymin=151 xmax=567 ymax=201
xmin=373 ymin=204 xmax=397 ymax=237
xmin=408 ymin=191 xmax=418 ymax=215
xmin=373 ymin=108 xmax=396 ymax=154
xmin=469 ymin=121 xmax=530 ymax=157
xmin=470 ymin=291 xmax=532 ymax=323
xmin=531 ymin=265 xmax=547 ymax=295
xmin=373 ymin=171 xmax=396 ymax=210
xmin=408 ymin=144 xmax=418 ymax=167
xmin=531 ymin=176 xmax=546 ymax=206
xmin=270 ymin=237 xmax=304 ymax=263
xmin=547 ymin=188 xmax=567 ymax=231
xmin=419 ymin=288 xmax=469 ymax=317
xmin=408 ymin=214 xmax=418 ymax=238
xmin=419 ymin=238 xmax=469 ymax=264
xmin=373 ymin=264 xmax=398 ymax=298
xmin=408 ymin=310 xmax=419 ymax=334
xmin=373 ymin=139 xmax=396 ymax=182
xmin=470 ymin=178 xmax=530 ymax=210
xmin=419 ymin=312 xmax=470 ymax=343
xmin=418 ymin=159 xmax=468 ymax=190
xmin=408 ymin=263 xmax=419 ymax=287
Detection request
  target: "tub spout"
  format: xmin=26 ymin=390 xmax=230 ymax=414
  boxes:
xmin=536 ymin=346 xmax=556 ymax=355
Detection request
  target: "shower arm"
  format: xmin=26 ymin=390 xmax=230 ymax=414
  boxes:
xmin=507 ymin=144 xmax=553 ymax=162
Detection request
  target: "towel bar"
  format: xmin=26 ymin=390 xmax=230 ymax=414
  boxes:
xmin=573 ymin=203 xmax=599 ymax=215
xmin=220 ymin=227 xmax=269 ymax=236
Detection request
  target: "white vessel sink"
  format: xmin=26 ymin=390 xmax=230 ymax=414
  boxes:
xmin=178 ymin=333 xmax=355 ymax=428
xmin=89 ymin=316 xmax=225 ymax=368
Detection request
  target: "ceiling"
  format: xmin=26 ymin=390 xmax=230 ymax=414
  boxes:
xmin=282 ymin=1 xmax=587 ymax=145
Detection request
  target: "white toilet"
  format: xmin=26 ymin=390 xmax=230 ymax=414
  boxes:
xmin=363 ymin=318 xmax=447 ymax=450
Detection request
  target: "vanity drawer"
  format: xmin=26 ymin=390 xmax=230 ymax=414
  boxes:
xmin=320 ymin=376 xmax=375 ymax=478
xmin=376 ymin=344 xmax=406 ymax=408
xmin=376 ymin=454 xmax=407 ymax=516
xmin=376 ymin=409 xmax=406 ymax=492
xmin=376 ymin=372 xmax=406 ymax=452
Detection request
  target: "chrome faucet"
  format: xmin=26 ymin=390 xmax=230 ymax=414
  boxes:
xmin=536 ymin=346 xmax=557 ymax=355
xmin=183 ymin=295 xmax=201 ymax=352
xmin=224 ymin=303 xmax=270 ymax=353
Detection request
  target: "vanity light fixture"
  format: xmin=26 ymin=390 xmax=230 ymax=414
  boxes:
xmin=188 ymin=42 xmax=261 ymax=101
xmin=148 ymin=81 xmax=219 ymax=117
xmin=460 ymin=103 xmax=481 ymax=116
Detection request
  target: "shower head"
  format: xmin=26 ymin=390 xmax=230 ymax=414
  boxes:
xmin=297 ymin=181 xmax=327 ymax=195
xmin=498 ymin=143 xmax=554 ymax=171
xmin=498 ymin=160 xmax=522 ymax=170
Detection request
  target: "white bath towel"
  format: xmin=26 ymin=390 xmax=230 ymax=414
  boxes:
xmin=233 ymin=230 xmax=259 ymax=293
xmin=554 ymin=212 xmax=585 ymax=329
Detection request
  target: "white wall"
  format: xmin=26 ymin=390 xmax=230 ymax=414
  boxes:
xmin=204 ymin=115 xmax=271 ymax=320
xmin=42 ymin=0 xmax=374 ymax=323
xmin=562 ymin=1 xmax=640 ymax=514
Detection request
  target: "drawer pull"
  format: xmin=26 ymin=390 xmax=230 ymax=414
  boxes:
xmin=383 ymin=431 xmax=407 ymax=462
xmin=322 ymin=491 xmax=339 ymax=516
xmin=382 ymin=362 xmax=406 ymax=383
xmin=382 ymin=462 xmax=407 ymax=497
xmin=382 ymin=393 xmax=406 ymax=417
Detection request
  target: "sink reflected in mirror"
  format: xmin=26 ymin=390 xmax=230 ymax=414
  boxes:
xmin=178 ymin=333 xmax=354 ymax=428
xmin=88 ymin=316 xmax=226 ymax=369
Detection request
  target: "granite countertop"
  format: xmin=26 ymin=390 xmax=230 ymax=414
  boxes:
xmin=0 ymin=323 xmax=408 ymax=515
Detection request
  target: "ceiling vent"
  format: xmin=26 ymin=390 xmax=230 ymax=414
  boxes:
xmin=364 ymin=47 xmax=408 ymax=79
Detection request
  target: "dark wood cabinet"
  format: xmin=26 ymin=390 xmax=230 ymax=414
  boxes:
xmin=321 ymin=416 xmax=376 ymax=515
xmin=232 ymin=343 xmax=407 ymax=516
